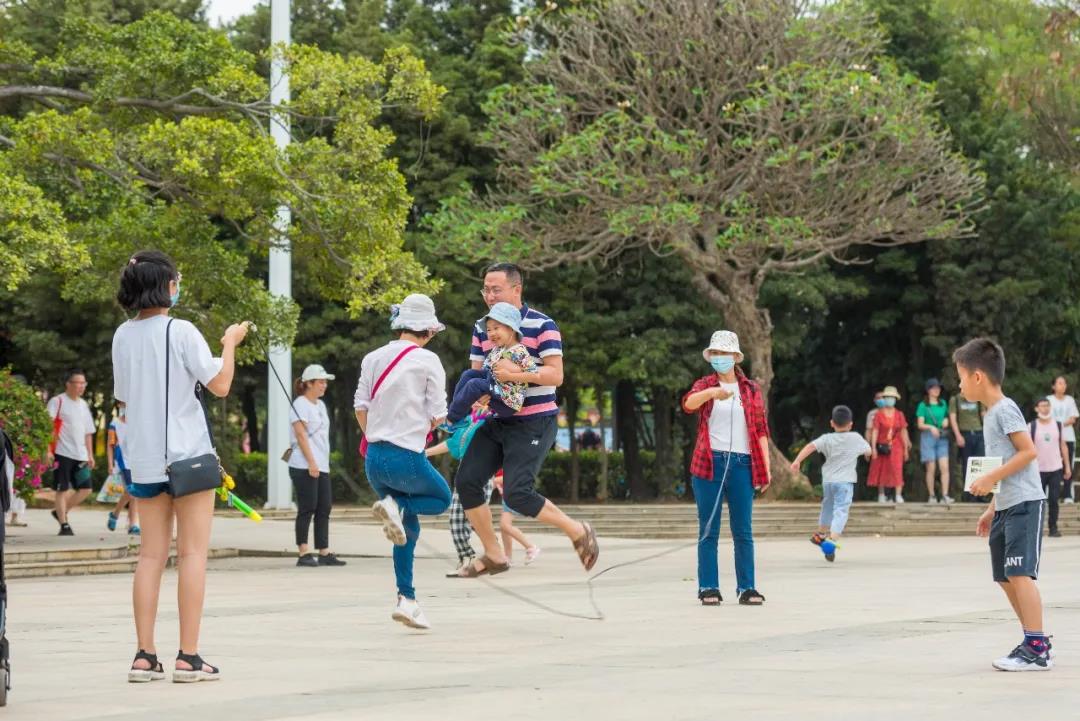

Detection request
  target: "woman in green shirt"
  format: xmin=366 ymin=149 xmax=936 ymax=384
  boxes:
xmin=916 ymin=378 xmax=951 ymax=503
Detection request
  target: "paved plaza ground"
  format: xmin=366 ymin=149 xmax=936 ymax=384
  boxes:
xmin=5 ymin=508 xmax=1080 ymax=720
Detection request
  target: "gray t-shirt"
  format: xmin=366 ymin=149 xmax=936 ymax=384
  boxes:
xmin=983 ymin=397 xmax=1045 ymax=511
xmin=813 ymin=431 xmax=871 ymax=485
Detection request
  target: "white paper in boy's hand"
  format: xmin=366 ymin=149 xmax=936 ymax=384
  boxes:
xmin=965 ymin=456 xmax=1003 ymax=495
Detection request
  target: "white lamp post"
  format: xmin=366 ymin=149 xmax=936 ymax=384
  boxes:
xmin=266 ymin=0 xmax=293 ymax=509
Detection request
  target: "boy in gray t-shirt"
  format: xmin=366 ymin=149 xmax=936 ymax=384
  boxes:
xmin=953 ymin=337 xmax=1050 ymax=672
xmin=790 ymin=405 xmax=871 ymax=563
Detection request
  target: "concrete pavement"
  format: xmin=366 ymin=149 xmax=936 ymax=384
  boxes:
xmin=4 ymin=508 xmax=1080 ymax=720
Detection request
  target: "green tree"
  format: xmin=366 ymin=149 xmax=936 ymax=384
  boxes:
xmin=429 ymin=0 xmax=983 ymax=492
xmin=0 ymin=11 xmax=444 ymax=351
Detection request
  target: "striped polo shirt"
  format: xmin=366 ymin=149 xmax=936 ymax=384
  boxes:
xmin=470 ymin=303 xmax=562 ymax=418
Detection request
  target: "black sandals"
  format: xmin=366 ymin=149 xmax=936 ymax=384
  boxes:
xmin=173 ymin=651 xmax=221 ymax=683
xmin=738 ymin=589 xmax=766 ymax=606
xmin=128 ymin=649 xmax=165 ymax=683
xmin=699 ymin=589 xmax=723 ymax=606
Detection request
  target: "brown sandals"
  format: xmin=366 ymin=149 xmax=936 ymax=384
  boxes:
xmin=573 ymin=522 xmax=599 ymax=571
xmin=457 ymin=554 xmax=511 ymax=578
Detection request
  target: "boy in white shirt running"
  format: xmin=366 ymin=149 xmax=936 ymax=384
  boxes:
xmin=790 ymin=405 xmax=870 ymax=562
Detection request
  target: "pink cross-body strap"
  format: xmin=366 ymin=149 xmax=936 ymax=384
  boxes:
xmin=370 ymin=344 xmax=419 ymax=400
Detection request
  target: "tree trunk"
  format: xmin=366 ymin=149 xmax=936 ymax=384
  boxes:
xmin=652 ymin=387 xmax=676 ymax=498
xmin=596 ymin=384 xmax=609 ymax=502
xmin=690 ymin=270 xmax=810 ymax=498
xmin=567 ymin=388 xmax=581 ymax=502
xmin=241 ymin=383 xmax=261 ymax=453
xmin=616 ymin=379 xmax=646 ymax=500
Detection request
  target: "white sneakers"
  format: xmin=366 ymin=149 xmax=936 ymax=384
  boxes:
xmin=895 ymin=493 xmax=904 ymax=504
xmin=525 ymin=546 xmax=542 ymax=565
xmin=942 ymin=495 xmax=955 ymax=504
xmin=372 ymin=497 xmax=407 ymax=545
xmin=877 ymin=494 xmax=887 ymax=504
xmin=392 ymin=597 xmax=431 ymax=630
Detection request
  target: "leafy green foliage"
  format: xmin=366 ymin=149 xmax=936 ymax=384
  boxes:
xmin=0 ymin=368 xmax=52 ymax=501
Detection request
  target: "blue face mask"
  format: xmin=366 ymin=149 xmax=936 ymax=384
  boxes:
xmin=875 ymin=399 xmax=886 ymax=409
xmin=710 ymin=356 xmax=736 ymax=374
xmin=882 ymin=397 xmax=896 ymax=408
xmin=170 ymin=284 xmax=180 ymax=307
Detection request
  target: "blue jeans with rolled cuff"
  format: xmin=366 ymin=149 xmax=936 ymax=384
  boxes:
xmin=365 ymin=441 xmax=452 ymax=599
xmin=692 ymin=451 xmax=755 ymax=596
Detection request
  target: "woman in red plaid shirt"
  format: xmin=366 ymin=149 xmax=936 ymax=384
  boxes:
xmin=682 ymin=331 xmax=771 ymax=607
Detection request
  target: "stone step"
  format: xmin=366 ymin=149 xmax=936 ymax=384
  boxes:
xmin=6 ymin=545 xmax=135 ymax=565
xmin=8 ymin=548 xmax=240 ymax=579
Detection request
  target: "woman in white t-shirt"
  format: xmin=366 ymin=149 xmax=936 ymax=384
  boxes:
xmin=681 ymin=331 xmax=771 ymax=607
xmin=112 ymin=250 xmax=248 ymax=684
xmin=354 ymin=294 xmax=451 ymax=630
xmin=1048 ymin=376 xmax=1079 ymax=502
xmin=288 ymin=364 xmax=345 ymax=568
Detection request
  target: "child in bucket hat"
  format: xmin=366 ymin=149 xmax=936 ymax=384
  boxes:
xmin=440 ymin=303 xmax=539 ymax=449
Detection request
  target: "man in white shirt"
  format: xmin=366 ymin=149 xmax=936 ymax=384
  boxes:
xmin=1048 ymin=376 xmax=1079 ymax=502
xmin=47 ymin=369 xmax=96 ymax=535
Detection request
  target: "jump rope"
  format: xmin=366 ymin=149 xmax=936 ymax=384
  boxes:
xmin=252 ymin=327 xmax=738 ymax=622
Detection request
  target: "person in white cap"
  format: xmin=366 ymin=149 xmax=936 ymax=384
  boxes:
xmin=354 ymin=294 xmax=452 ymax=630
xmin=682 ymin=330 xmax=771 ymax=607
xmin=288 ymin=363 xmax=345 ymax=567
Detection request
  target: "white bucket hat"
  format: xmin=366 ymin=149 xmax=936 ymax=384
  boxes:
xmin=301 ymin=364 xmax=335 ymax=382
xmin=390 ymin=293 xmax=445 ymax=333
xmin=702 ymin=330 xmax=744 ymax=363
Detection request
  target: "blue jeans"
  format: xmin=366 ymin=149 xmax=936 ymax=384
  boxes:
xmin=819 ymin=482 xmax=854 ymax=535
xmin=692 ymin=451 xmax=755 ymax=595
xmin=919 ymin=431 xmax=949 ymax=461
xmin=365 ymin=441 xmax=452 ymax=599
xmin=128 ymin=481 xmax=172 ymax=499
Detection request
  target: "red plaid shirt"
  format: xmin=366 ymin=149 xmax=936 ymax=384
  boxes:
xmin=681 ymin=369 xmax=771 ymax=488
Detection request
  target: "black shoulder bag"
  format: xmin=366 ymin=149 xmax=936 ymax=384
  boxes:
xmin=164 ymin=319 xmax=223 ymax=496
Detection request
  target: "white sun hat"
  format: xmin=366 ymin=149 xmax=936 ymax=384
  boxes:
xmin=301 ymin=364 xmax=335 ymax=382
xmin=390 ymin=293 xmax=445 ymax=333
xmin=702 ymin=330 xmax=744 ymax=363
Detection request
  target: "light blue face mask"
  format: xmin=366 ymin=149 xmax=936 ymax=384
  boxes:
xmin=170 ymin=283 xmax=180 ymax=307
xmin=710 ymin=356 xmax=736 ymax=374
xmin=882 ymin=397 xmax=896 ymax=408
xmin=875 ymin=399 xmax=886 ymax=409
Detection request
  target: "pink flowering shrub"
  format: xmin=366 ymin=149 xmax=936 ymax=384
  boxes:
xmin=0 ymin=368 xmax=51 ymax=503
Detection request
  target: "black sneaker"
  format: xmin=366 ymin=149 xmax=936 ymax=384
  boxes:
xmin=58 ymin=523 xmax=74 ymax=536
xmin=992 ymin=642 xmax=1053 ymax=671
xmin=296 ymin=554 xmax=319 ymax=568
xmin=318 ymin=553 xmax=347 ymax=567
xmin=1049 ymin=529 xmax=1062 ymax=538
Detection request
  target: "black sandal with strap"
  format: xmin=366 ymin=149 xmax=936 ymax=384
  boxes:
xmin=128 ymin=649 xmax=165 ymax=683
xmin=739 ymin=589 xmax=766 ymax=606
xmin=698 ymin=589 xmax=722 ymax=606
xmin=173 ymin=651 xmax=221 ymax=683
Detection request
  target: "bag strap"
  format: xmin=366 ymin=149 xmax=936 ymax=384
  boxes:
xmin=370 ymin=344 xmax=420 ymax=400
xmin=165 ymin=319 xmax=171 ymax=465
xmin=164 ymin=318 xmax=217 ymax=470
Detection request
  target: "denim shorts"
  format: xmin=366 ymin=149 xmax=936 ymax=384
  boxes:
xmin=920 ymin=431 xmax=949 ymax=462
xmin=128 ymin=481 xmax=172 ymax=499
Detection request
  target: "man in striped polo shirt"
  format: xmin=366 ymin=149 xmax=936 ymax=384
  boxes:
xmin=454 ymin=263 xmax=599 ymax=576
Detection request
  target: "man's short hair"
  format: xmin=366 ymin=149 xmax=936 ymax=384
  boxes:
xmin=64 ymin=368 xmax=86 ymax=383
xmin=952 ymin=337 xmax=1006 ymax=386
xmin=484 ymin=262 xmax=523 ymax=287
xmin=831 ymin=405 xmax=853 ymax=426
